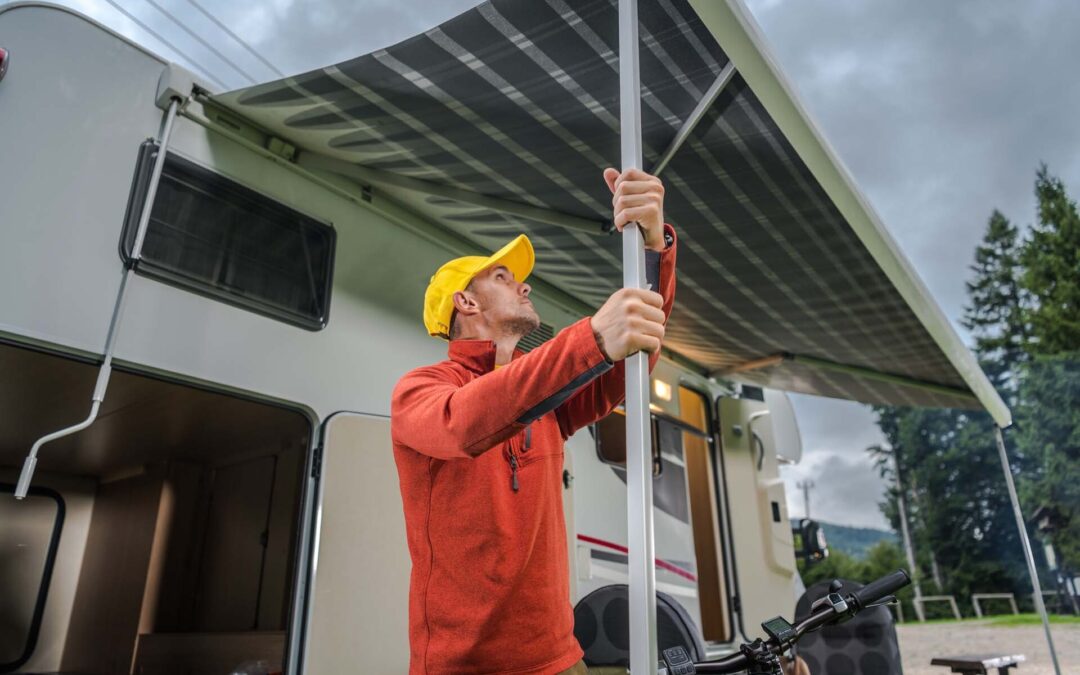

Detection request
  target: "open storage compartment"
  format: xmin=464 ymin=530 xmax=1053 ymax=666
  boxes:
xmin=0 ymin=341 xmax=312 ymax=674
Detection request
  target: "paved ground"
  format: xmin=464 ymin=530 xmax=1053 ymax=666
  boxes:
xmin=896 ymin=622 xmax=1080 ymax=675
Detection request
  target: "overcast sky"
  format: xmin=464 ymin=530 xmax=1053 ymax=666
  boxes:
xmin=55 ymin=0 xmax=1080 ymax=530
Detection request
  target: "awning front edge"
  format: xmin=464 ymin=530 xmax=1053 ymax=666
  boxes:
xmin=691 ymin=0 xmax=1011 ymax=427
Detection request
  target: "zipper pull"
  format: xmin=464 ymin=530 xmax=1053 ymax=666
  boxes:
xmin=525 ymin=425 xmax=532 ymax=452
xmin=509 ymin=452 xmax=519 ymax=492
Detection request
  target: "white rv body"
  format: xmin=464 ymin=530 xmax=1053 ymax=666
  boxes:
xmin=0 ymin=4 xmax=803 ymax=673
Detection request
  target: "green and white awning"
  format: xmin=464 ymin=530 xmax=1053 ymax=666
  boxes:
xmin=213 ymin=0 xmax=1009 ymax=425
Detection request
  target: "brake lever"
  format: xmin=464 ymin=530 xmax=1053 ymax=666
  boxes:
xmin=864 ymin=594 xmax=899 ymax=608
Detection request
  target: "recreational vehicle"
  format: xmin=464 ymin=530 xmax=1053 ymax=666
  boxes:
xmin=1 ymin=0 xmax=1017 ymax=673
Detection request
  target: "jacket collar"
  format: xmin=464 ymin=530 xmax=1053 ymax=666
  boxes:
xmin=448 ymin=338 xmax=525 ymax=374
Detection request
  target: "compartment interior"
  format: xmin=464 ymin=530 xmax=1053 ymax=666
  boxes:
xmin=0 ymin=342 xmax=311 ymax=674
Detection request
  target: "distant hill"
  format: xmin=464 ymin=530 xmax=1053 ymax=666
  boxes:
xmin=819 ymin=522 xmax=898 ymax=559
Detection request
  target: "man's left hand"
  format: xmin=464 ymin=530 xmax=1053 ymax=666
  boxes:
xmin=603 ymin=168 xmax=666 ymax=252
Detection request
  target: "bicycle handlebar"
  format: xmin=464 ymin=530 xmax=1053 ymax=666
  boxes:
xmin=850 ymin=569 xmax=909 ymax=610
xmin=692 ymin=569 xmax=910 ymax=674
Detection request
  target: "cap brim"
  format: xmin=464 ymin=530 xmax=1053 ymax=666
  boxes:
xmin=483 ymin=234 xmax=534 ymax=283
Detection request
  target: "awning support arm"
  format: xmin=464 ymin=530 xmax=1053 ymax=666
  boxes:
xmin=295 ymin=153 xmax=609 ymax=236
xmin=619 ymin=1 xmax=658 ymax=674
xmin=651 ymin=61 xmax=736 ymax=177
xmin=994 ymin=426 xmax=1061 ymax=675
xmin=15 ymin=97 xmax=184 ymax=499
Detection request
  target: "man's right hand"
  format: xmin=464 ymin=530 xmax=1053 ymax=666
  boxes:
xmin=590 ymin=288 xmax=665 ymax=362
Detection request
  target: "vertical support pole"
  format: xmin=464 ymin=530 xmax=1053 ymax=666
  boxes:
xmin=618 ymin=1 xmax=657 ymax=673
xmin=994 ymin=426 xmax=1061 ymax=675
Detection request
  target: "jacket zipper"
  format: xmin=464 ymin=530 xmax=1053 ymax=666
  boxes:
xmin=509 ymin=452 xmax=519 ymax=492
xmin=508 ymin=425 xmax=531 ymax=493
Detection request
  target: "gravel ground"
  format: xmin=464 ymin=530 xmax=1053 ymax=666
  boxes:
xmin=896 ymin=622 xmax=1080 ymax=675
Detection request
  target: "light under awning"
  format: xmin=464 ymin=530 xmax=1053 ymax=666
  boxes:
xmin=212 ymin=0 xmax=1008 ymax=424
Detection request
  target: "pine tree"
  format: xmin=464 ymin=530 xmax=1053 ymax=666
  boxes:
xmin=1021 ymin=164 xmax=1080 ymax=354
xmin=1016 ymin=164 xmax=1080 ymax=569
xmin=962 ymin=210 xmax=1029 ymax=400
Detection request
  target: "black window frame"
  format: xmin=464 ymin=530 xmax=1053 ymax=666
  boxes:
xmin=0 ymin=483 xmax=65 ymax=673
xmin=119 ymin=140 xmax=337 ymax=331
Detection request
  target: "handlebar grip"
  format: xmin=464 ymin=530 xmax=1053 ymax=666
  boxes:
xmin=851 ymin=569 xmax=910 ymax=609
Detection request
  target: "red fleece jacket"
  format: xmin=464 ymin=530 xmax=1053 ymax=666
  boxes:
xmin=391 ymin=226 xmax=677 ymax=675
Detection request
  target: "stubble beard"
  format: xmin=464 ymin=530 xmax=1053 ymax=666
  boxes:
xmin=502 ymin=308 xmax=541 ymax=338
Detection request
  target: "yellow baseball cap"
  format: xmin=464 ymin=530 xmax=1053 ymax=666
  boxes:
xmin=423 ymin=234 xmax=535 ymax=339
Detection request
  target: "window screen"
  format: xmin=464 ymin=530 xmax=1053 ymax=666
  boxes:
xmin=121 ymin=141 xmax=336 ymax=330
xmin=0 ymin=484 xmax=64 ymax=673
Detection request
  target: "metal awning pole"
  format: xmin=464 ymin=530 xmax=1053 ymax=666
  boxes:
xmin=994 ymin=426 xmax=1061 ymax=675
xmin=618 ymin=0 xmax=657 ymax=673
xmin=14 ymin=97 xmax=182 ymax=500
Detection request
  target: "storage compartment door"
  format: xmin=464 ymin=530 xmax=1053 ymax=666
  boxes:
xmin=305 ymin=413 xmax=410 ymax=674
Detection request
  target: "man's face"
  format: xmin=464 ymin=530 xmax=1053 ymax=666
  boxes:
xmin=465 ymin=265 xmax=540 ymax=336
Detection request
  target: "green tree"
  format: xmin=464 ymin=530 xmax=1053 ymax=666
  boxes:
xmin=962 ymin=209 xmax=1029 ymax=400
xmin=1021 ymin=165 xmax=1080 ymax=355
xmin=863 ymin=165 xmax=1079 ymax=613
xmin=868 ymin=406 xmax=1026 ymax=607
xmin=1016 ymin=354 xmax=1080 ymax=568
xmin=1015 ymin=165 xmax=1080 ymax=570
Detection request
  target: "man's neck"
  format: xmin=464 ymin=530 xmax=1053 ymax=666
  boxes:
xmin=492 ymin=334 xmax=520 ymax=366
xmin=456 ymin=326 xmax=521 ymax=367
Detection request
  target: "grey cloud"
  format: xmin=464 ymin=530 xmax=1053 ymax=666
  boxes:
xmin=781 ymin=449 xmax=891 ymax=530
xmin=234 ymin=0 xmax=481 ymax=79
xmin=745 ymin=0 xmax=1080 ymax=330
xmin=781 ymin=394 xmax=890 ymax=529
xmin=749 ymin=0 xmax=1080 ymax=532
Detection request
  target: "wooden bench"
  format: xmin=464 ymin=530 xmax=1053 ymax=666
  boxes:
xmin=931 ymin=654 xmax=1025 ymax=675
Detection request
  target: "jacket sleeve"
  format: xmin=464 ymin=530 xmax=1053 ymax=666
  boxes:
xmin=554 ymin=224 xmax=677 ymax=440
xmin=391 ymin=318 xmax=614 ymax=460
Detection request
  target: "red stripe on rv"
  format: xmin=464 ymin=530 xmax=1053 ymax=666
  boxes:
xmin=577 ymin=533 xmax=697 ymax=583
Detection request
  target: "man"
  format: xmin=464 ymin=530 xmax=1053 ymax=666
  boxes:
xmin=390 ymin=168 xmax=676 ymax=675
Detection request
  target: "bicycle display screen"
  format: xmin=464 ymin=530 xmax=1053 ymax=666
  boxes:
xmin=761 ymin=616 xmax=796 ymax=643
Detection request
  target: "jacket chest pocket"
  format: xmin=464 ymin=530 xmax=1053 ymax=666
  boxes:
xmin=503 ymin=417 xmax=561 ymax=492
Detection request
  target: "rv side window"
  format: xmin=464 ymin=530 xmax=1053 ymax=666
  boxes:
xmin=594 ymin=408 xmax=662 ymax=476
xmin=120 ymin=141 xmax=336 ymax=330
xmin=0 ymin=484 xmax=64 ymax=671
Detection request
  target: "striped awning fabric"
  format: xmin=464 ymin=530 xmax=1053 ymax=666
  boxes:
xmin=214 ymin=0 xmax=1000 ymax=413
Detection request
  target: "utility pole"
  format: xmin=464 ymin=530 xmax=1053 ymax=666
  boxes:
xmin=796 ymin=480 xmax=814 ymax=519
xmin=894 ymin=454 xmax=925 ymax=621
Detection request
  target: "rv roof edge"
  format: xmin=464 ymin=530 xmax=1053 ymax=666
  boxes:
xmin=690 ymin=0 xmax=1011 ymax=428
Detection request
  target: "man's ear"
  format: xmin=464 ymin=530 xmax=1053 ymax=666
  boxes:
xmin=452 ymin=289 xmax=480 ymax=317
